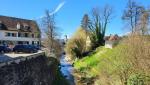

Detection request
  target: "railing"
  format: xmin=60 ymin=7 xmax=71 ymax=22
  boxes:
xmin=0 ymin=37 xmax=40 ymax=41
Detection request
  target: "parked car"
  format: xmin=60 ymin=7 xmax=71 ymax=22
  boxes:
xmin=0 ymin=46 xmax=11 ymax=53
xmin=35 ymin=45 xmax=41 ymax=50
xmin=13 ymin=45 xmax=38 ymax=53
xmin=28 ymin=45 xmax=41 ymax=50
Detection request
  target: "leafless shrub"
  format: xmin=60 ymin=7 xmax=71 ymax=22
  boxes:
xmin=94 ymin=33 xmax=150 ymax=85
xmin=123 ymin=34 xmax=150 ymax=72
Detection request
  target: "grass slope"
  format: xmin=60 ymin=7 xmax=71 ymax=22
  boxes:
xmin=74 ymin=46 xmax=109 ymax=77
xmin=74 ymin=45 xmax=123 ymax=75
xmin=74 ymin=44 xmax=150 ymax=85
xmin=74 ymin=45 xmax=130 ymax=84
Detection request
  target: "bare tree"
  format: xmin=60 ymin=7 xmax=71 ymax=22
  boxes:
xmin=43 ymin=10 xmax=56 ymax=50
xmin=139 ymin=10 xmax=150 ymax=35
xmin=42 ymin=10 xmax=62 ymax=58
xmin=89 ymin=5 xmax=113 ymax=48
xmin=122 ymin=0 xmax=144 ymax=33
xmin=102 ymin=5 xmax=113 ymax=37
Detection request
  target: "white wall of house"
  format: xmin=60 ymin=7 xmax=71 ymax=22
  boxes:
xmin=105 ymin=41 xmax=114 ymax=49
xmin=0 ymin=30 xmax=40 ymax=45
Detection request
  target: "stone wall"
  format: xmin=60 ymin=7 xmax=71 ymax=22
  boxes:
xmin=0 ymin=54 xmax=58 ymax=85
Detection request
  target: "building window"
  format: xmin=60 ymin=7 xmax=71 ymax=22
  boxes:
xmin=25 ymin=33 xmax=28 ymax=37
xmin=0 ymin=21 xmax=3 ymax=30
xmin=26 ymin=41 xmax=29 ymax=44
xmin=32 ymin=34 xmax=34 ymax=38
xmin=18 ymin=33 xmax=21 ymax=37
xmin=18 ymin=41 xmax=23 ymax=44
xmin=12 ymin=33 xmax=14 ymax=37
xmin=22 ymin=41 xmax=29 ymax=44
xmin=0 ymin=41 xmax=2 ymax=45
xmin=37 ymin=41 xmax=40 ymax=45
xmin=6 ymin=32 xmax=17 ymax=37
xmin=23 ymin=24 xmax=31 ymax=31
xmin=12 ymin=33 xmax=17 ymax=37
xmin=25 ymin=26 xmax=30 ymax=30
xmin=8 ymin=33 xmax=11 ymax=36
xmin=0 ymin=23 xmax=2 ymax=29
xmin=6 ymin=32 xmax=11 ymax=37
xmin=18 ymin=33 xmax=29 ymax=37
xmin=32 ymin=41 xmax=34 ymax=45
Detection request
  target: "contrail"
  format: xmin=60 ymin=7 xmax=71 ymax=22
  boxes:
xmin=50 ymin=1 xmax=66 ymax=15
xmin=37 ymin=1 xmax=66 ymax=19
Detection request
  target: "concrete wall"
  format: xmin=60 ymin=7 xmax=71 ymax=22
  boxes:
xmin=0 ymin=53 xmax=58 ymax=85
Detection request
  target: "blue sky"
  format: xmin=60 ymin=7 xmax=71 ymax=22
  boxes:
xmin=0 ymin=0 xmax=150 ymax=38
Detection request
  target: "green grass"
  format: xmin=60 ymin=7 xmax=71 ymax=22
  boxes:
xmin=74 ymin=46 xmax=107 ymax=76
xmin=74 ymin=45 xmax=127 ymax=77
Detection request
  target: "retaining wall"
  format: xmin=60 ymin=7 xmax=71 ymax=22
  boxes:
xmin=0 ymin=52 xmax=58 ymax=85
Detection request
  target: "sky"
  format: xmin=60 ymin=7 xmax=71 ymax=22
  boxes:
xmin=0 ymin=0 xmax=150 ymax=38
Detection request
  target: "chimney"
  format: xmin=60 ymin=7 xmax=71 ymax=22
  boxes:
xmin=17 ymin=23 xmax=21 ymax=29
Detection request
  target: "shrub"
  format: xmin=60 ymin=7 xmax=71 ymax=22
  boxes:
xmin=65 ymin=27 xmax=91 ymax=60
xmin=127 ymin=73 xmax=150 ymax=85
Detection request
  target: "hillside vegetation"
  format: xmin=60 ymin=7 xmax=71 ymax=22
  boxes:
xmin=74 ymin=35 xmax=150 ymax=85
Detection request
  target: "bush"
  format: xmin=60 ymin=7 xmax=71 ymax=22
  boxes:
xmin=127 ymin=73 xmax=150 ymax=85
xmin=65 ymin=27 xmax=91 ymax=60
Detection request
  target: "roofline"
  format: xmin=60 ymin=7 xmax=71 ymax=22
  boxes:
xmin=0 ymin=15 xmax=35 ymax=22
xmin=0 ymin=15 xmax=40 ymax=33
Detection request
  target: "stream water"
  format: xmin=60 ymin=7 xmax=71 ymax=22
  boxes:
xmin=60 ymin=55 xmax=75 ymax=85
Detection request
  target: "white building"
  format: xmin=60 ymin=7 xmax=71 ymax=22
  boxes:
xmin=105 ymin=35 xmax=119 ymax=49
xmin=105 ymin=41 xmax=116 ymax=49
xmin=0 ymin=15 xmax=41 ymax=46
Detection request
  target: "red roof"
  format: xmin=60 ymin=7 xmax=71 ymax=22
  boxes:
xmin=105 ymin=35 xmax=119 ymax=41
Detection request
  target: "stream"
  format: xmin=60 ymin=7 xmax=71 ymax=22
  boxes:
xmin=60 ymin=55 xmax=75 ymax=85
